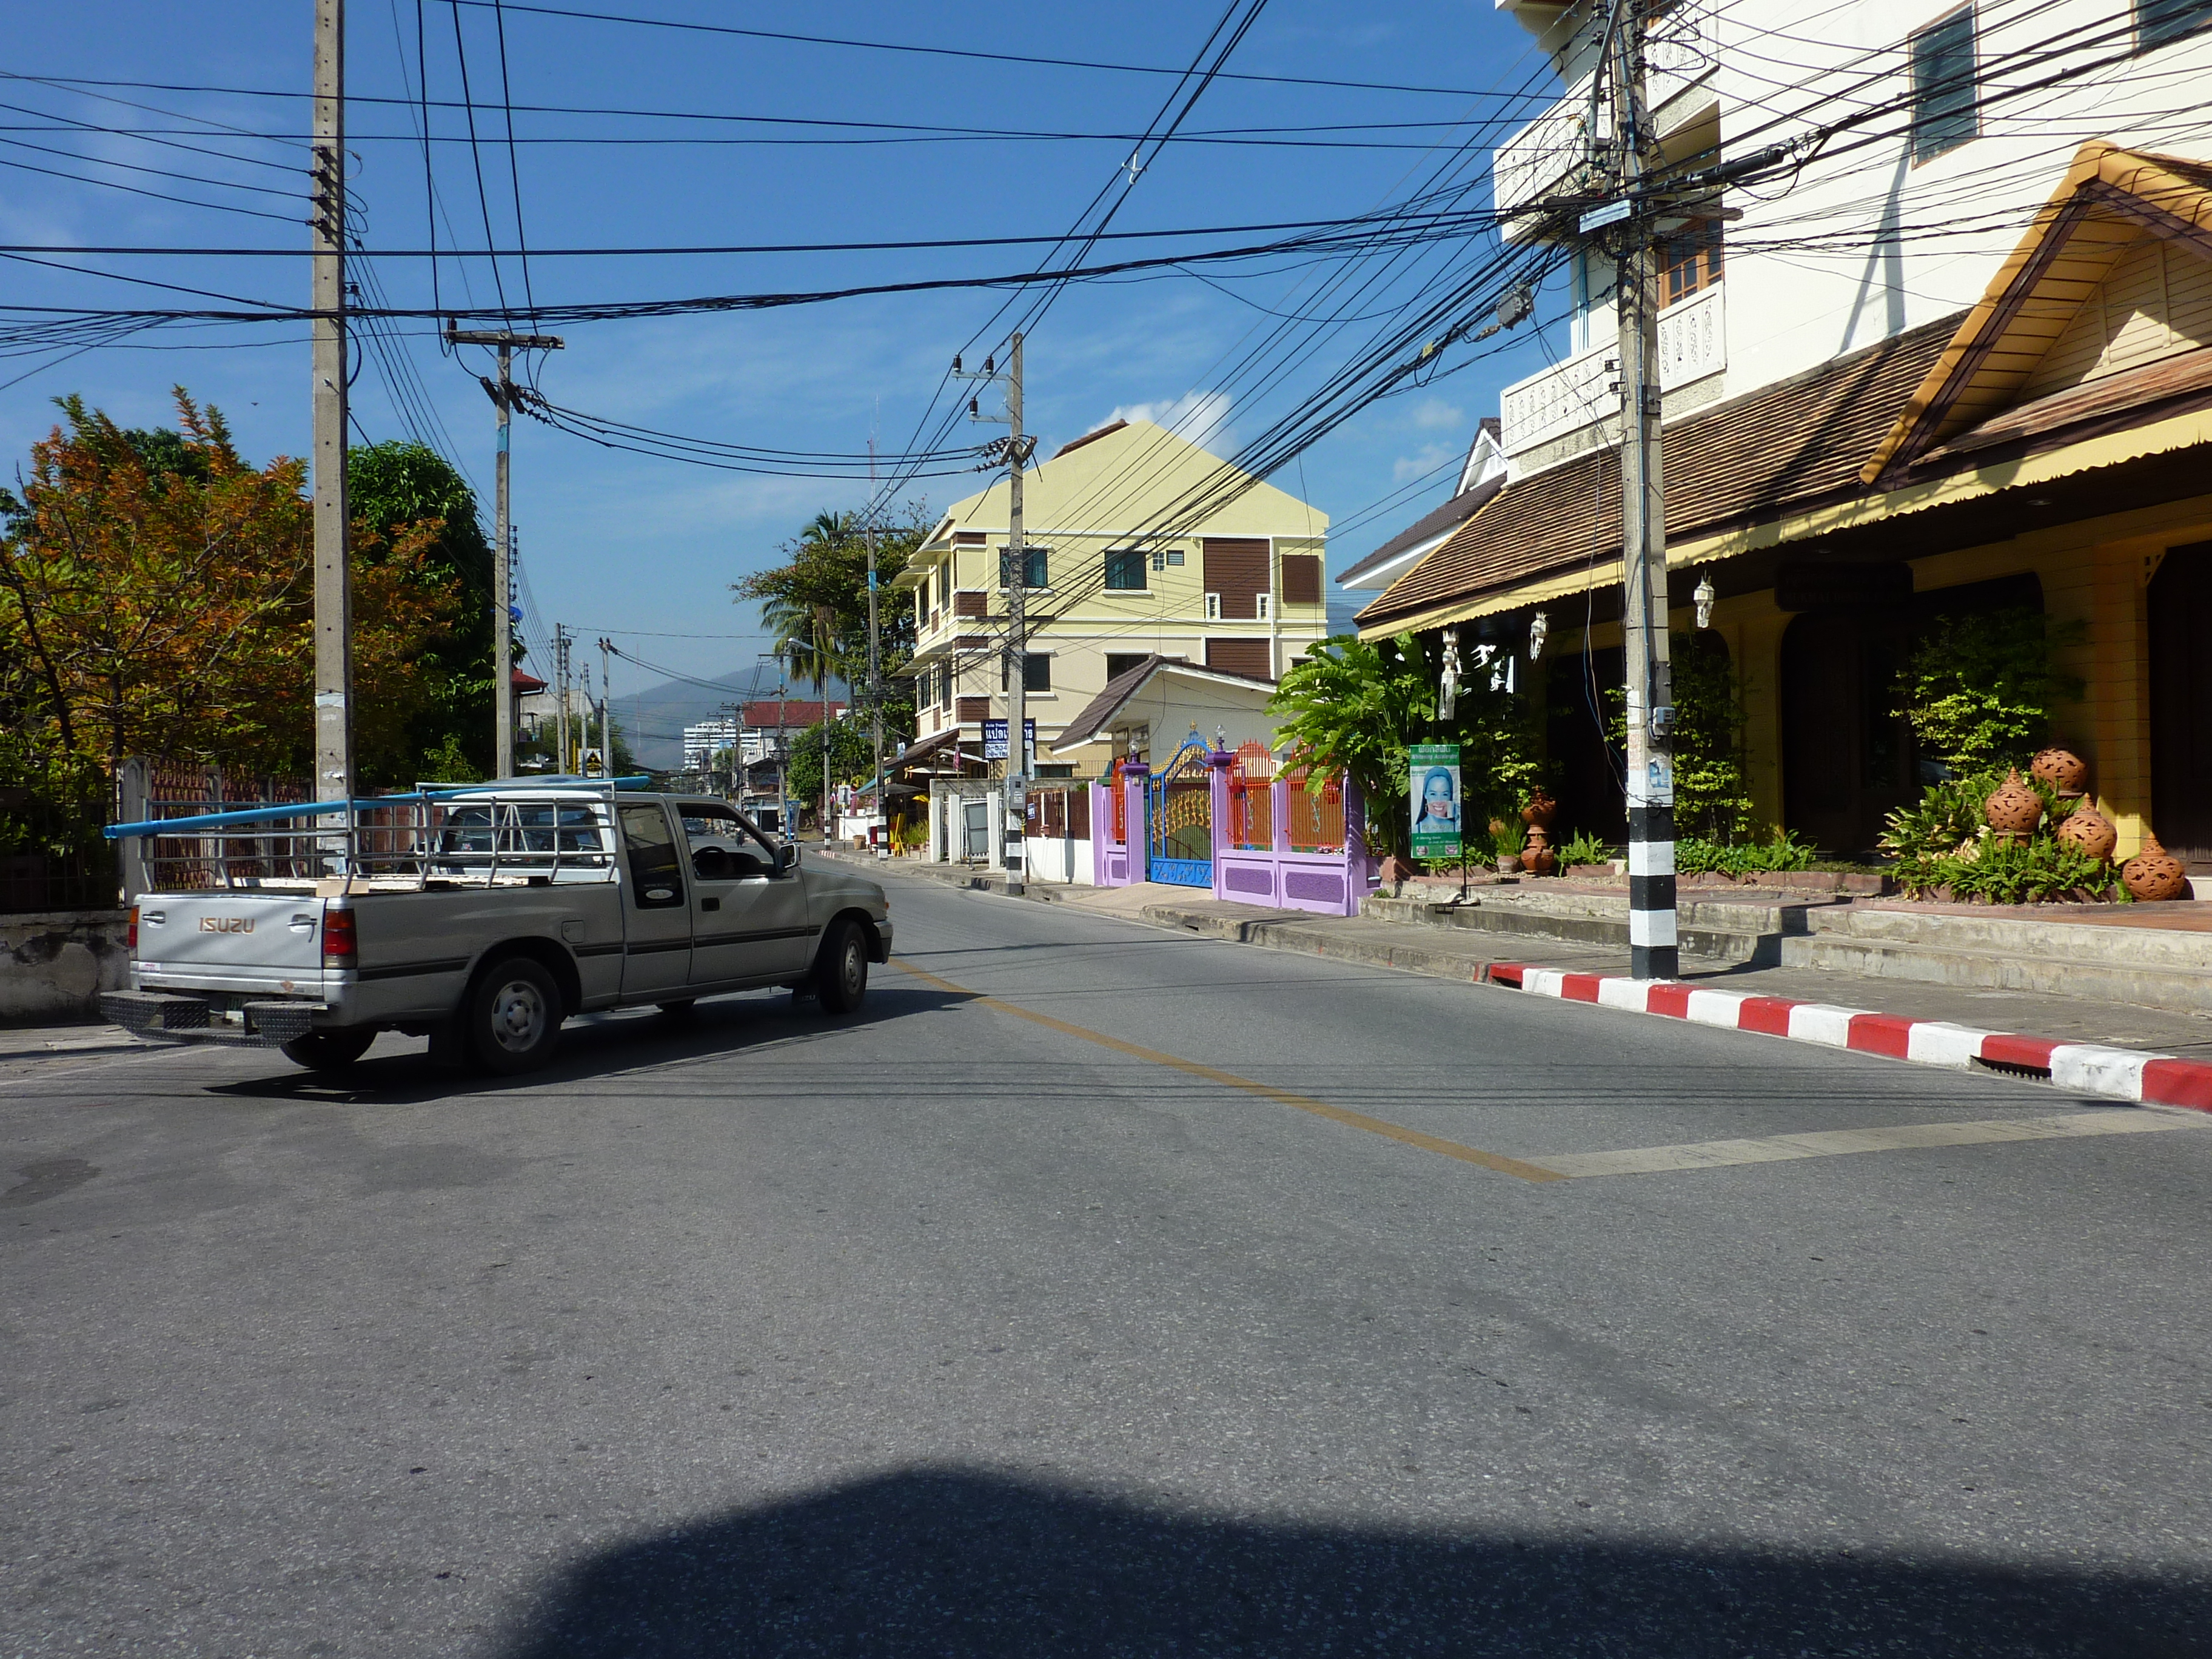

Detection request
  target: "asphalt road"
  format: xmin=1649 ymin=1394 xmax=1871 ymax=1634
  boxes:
xmin=5 ymin=867 xmax=2211 ymax=1656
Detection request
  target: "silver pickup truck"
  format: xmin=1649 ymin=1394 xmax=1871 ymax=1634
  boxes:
xmin=98 ymin=784 xmax=891 ymax=1075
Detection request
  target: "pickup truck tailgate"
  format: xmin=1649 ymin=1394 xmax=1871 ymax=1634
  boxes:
xmin=134 ymin=892 xmax=327 ymax=993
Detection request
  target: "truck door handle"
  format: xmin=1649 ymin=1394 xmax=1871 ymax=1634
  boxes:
xmin=700 ymin=896 xmax=720 ymax=912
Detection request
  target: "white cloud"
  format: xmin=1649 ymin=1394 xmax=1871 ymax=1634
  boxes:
xmin=1392 ymin=442 xmax=1456 ymax=484
xmin=1411 ymin=397 xmax=1464 ymax=431
xmin=1104 ymin=389 xmax=1233 ymax=455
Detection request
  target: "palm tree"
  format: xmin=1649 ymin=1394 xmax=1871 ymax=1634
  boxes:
xmin=765 ymin=512 xmax=853 ymax=691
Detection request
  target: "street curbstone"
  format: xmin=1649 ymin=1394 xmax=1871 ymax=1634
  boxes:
xmin=1492 ymin=963 xmax=2212 ymax=1115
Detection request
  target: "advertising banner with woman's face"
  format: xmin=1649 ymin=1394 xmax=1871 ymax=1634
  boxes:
xmin=1410 ymin=742 xmax=1462 ymax=860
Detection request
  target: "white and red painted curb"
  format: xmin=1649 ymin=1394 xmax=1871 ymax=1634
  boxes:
xmin=1486 ymin=964 xmax=2212 ymax=1114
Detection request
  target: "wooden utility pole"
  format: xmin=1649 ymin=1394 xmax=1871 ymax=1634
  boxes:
xmin=444 ymin=326 xmax=563 ymax=777
xmin=1608 ymin=0 xmax=1678 ymax=979
xmin=310 ymin=0 xmax=353 ymax=805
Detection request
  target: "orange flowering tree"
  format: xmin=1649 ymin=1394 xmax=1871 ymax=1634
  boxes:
xmin=0 ymin=390 xmax=460 ymax=792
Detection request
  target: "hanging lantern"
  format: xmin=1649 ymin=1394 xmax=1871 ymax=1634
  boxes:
xmin=1438 ymin=627 xmax=1461 ymax=720
xmin=1694 ymin=574 xmax=1717 ymax=629
xmin=1527 ymin=611 xmax=1549 ymax=660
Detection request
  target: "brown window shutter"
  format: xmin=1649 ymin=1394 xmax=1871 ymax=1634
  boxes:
xmin=957 ymin=696 xmax=990 ymax=723
xmin=1068 ymin=787 xmax=1091 ymax=840
xmin=1202 ymin=537 xmax=1269 ymax=620
xmin=1279 ymin=554 xmax=1321 ymax=606
xmin=954 ymin=531 xmax=987 ymax=545
xmin=954 ymin=589 xmax=987 ymax=618
xmin=1205 ymin=638 xmax=1273 ymax=680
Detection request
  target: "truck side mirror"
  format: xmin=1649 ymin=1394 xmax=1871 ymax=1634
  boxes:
xmin=779 ymin=843 xmax=800 ymax=873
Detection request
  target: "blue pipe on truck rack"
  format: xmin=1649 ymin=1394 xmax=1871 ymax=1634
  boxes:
xmin=103 ymin=776 xmax=652 ymax=840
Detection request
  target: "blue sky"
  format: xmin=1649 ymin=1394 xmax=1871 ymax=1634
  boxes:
xmin=1 ymin=1 xmax=1569 ymax=699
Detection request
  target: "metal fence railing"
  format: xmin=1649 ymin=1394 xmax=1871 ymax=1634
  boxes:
xmin=0 ymin=773 xmax=117 ymax=914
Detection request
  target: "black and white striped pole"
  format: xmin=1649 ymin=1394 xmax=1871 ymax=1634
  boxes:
xmin=1608 ymin=0 xmax=1678 ymax=980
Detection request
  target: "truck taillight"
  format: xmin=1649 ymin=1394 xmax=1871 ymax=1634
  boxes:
xmin=127 ymin=905 xmax=139 ymax=951
xmin=321 ymin=908 xmax=358 ymax=969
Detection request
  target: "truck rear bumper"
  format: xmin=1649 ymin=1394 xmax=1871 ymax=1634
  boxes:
xmin=101 ymin=989 xmax=327 ymax=1049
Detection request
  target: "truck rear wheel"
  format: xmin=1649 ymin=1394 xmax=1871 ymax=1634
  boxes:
xmin=468 ymin=956 xmax=563 ymax=1074
xmin=281 ymin=1029 xmax=376 ymax=1071
xmin=813 ymin=919 xmax=869 ymax=1014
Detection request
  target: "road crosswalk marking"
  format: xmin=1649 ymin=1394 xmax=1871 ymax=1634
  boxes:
xmin=1525 ymin=1109 xmax=2202 ymax=1179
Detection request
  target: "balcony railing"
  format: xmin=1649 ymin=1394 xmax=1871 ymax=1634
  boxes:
xmin=1498 ymin=283 xmax=1725 ymax=457
xmin=1492 ymin=0 xmax=1716 ymax=235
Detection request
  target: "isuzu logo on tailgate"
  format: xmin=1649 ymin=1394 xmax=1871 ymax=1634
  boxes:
xmin=198 ymin=916 xmax=255 ymax=934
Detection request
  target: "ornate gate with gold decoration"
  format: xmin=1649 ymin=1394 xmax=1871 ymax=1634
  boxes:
xmin=1146 ymin=731 xmax=1215 ymax=888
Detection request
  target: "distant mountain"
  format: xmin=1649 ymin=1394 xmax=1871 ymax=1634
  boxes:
xmin=611 ymin=669 xmax=851 ymax=769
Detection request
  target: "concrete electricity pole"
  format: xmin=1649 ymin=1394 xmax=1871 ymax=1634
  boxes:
xmin=552 ymin=625 xmax=572 ymax=775
xmin=956 ymin=335 xmax=1033 ymax=893
xmin=597 ymin=635 xmax=614 ymax=776
xmin=310 ymin=0 xmax=353 ymax=805
xmin=1605 ymin=0 xmax=1678 ymax=979
xmin=444 ymin=326 xmax=563 ymax=777
xmin=866 ymin=440 xmax=884 ymax=856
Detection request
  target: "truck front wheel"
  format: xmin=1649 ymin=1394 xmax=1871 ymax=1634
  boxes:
xmin=813 ymin=919 xmax=869 ymax=1014
xmin=469 ymin=956 xmax=563 ymax=1074
xmin=281 ymin=1029 xmax=377 ymax=1071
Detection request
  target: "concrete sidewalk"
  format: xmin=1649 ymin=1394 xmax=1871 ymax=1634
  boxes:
xmin=842 ymin=850 xmax=2212 ymax=1059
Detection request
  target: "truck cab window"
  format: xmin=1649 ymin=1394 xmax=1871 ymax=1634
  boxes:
xmin=617 ymin=803 xmax=686 ymax=908
xmin=680 ymin=804 xmax=779 ymax=880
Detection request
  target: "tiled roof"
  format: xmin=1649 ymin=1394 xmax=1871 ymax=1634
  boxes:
xmin=1335 ymin=473 xmax=1505 ymax=586
xmin=1358 ymin=314 xmax=1963 ymax=632
xmin=1053 ymin=654 xmax=1276 ymax=749
xmin=741 ymin=700 xmax=845 ymax=728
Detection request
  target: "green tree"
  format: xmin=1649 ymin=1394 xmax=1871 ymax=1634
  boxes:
xmin=732 ymin=504 xmax=929 ymax=743
xmin=1269 ymin=631 xmax=1539 ymax=860
xmin=784 ymin=717 xmax=874 ymax=809
xmin=1894 ymin=606 xmax=2086 ymax=773
xmin=348 ymin=440 xmax=498 ymax=779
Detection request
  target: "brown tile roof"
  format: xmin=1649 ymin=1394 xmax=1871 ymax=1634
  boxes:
xmin=1336 ymin=473 xmax=1505 ymax=586
xmin=1358 ymin=313 xmax=1963 ymax=632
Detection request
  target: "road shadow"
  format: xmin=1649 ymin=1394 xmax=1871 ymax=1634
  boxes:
xmin=201 ymin=980 xmax=974 ymax=1107
xmin=493 ymin=1467 xmax=2208 ymax=1658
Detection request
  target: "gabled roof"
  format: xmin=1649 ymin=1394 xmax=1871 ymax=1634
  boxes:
xmin=1336 ymin=472 xmax=1506 ymax=589
xmin=1052 ymin=654 xmax=1277 ymax=749
xmin=741 ymin=700 xmax=845 ymax=728
xmin=1865 ymin=142 xmax=2212 ymax=485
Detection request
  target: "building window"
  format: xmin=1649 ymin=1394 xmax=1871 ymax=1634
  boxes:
xmin=939 ymin=663 xmax=952 ymax=709
xmin=1660 ymin=218 xmax=1724 ymax=306
xmin=1106 ymin=652 xmax=1148 ymax=683
xmin=1255 ymin=592 xmax=1273 ymax=622
xmin=999 ymin=546 xmax=1048 ymax=589
xmin=1204 ymin=592 xmax=1222 ymax=620
xmin=2140 ymin=0 xmax=2212 ymax=47
xmin=1911 ymin=7 xmax=1978 ymax=162
xmin=1105 ymin=549 xmax=1147 ymax=590
xmin=1000 ymin=652 xmax=1051 ymax=692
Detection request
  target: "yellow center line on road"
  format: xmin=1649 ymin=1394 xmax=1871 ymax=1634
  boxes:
xmin=891 ymin=958 xmax=1566 ymax=1184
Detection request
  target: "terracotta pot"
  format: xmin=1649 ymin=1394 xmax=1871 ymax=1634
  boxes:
xmin=1495 ymin=854 xmax=1521 ymax=875
xmin=1486 ymin=818 xmax=1508 ymax=841
xmin=2121 ymin=831 xmax=2189 ymax=902
xmin=1520 ymin=789 xmax=1557 ymax=830
xmin=1520 ymin=842 xmax=1557 ymax=877
xmin=2053 ymin=796 xmax=2117 ymax=863
xmin=2031 ymin=747 xmax=2089 ymax=797
xmin=1983 ymin=769 xmax=2042 ymax=839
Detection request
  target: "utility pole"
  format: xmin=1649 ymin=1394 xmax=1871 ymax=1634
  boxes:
xmin=444 ymin=325 xmax=563 ymax=777
xmin=553 ymin=625 xmax=571 ymax=776
xmin=597 ymin=635 xmax=614 ymax=777
xmin=955 ymin=335 xmax=1032 ymax=893
xmin=1606 ymin=0 xmax=1678 ymax=979
xmin=866 ymin=438 xmax=884 ymax=856
xmin=310 ymin=0 xmax=352 ymax=806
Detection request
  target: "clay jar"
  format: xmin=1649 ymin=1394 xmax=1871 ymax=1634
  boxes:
xmin=1983 ymin=769 xmax=2043 ymax=841
xmin=2053 ymin=797 xmax=2118 ymax=863
xmin=1520 ymin=789 xmax=1558 ymax=831
xmin=2031 ymin=747 xmax=2089 ymax=797
xmin=1520 ymin=841 xmax=1558 ymax=877
xmin=2121 ymin=831 xmax=2189 ymax=902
